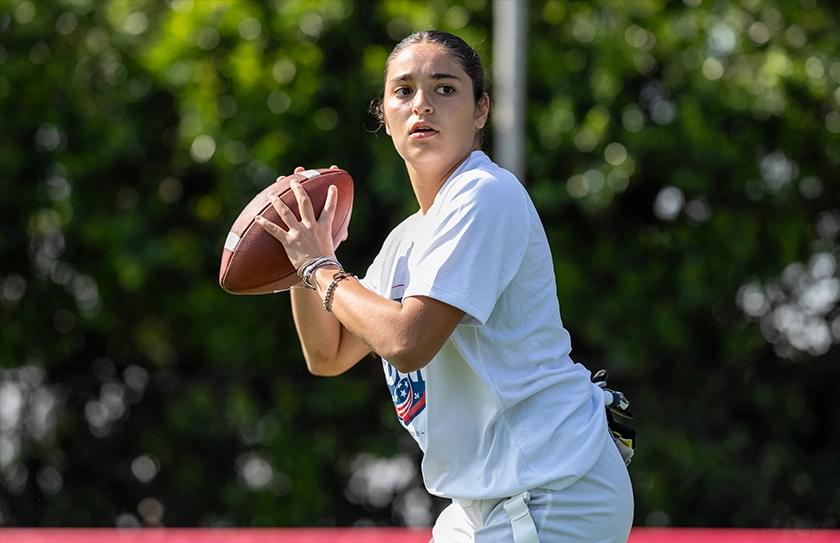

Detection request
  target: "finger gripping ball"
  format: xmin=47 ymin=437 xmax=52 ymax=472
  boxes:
xmin=219 ymin=168 xmax=354 ymax=294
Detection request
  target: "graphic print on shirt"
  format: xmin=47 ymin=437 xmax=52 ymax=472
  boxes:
xmin=383 ymin=361 xmax=426 ymax=426
xmin=382 ymin=250 xmax=427 ymax=428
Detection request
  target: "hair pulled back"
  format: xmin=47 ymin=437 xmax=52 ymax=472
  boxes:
xmin=369 ymin=30 xmax=488 ymax=128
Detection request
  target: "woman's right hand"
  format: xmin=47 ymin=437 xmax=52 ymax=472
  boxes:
xmin=291 ymin=164 xmax=349 ymax=251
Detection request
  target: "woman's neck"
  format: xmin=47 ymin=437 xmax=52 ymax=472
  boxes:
xmin=406 ymin=150 xmax=475 ymax=214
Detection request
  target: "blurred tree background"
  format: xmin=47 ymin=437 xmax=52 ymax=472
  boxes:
xmin=1 ymin=0 xmax=839 ymax=530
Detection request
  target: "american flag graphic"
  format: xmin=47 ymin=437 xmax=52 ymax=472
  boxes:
xmin=386 ymin=366 xmax=426 ymax=426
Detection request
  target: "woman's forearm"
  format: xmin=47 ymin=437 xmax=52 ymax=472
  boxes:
xmin=290 ymin=287 xmax=344 ymax=374
xmin=255 ymin=173 xmax=461 ymax=373
xmin=311 ymin=267 xmax=463 ymax=373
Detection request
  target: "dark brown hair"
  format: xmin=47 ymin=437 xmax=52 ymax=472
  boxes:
xmin=369 ymin=30 xmax=488 ymax=128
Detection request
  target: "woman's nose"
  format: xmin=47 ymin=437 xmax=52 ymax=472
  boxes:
xmin=412 ymin=91 xmax=433 ymax=114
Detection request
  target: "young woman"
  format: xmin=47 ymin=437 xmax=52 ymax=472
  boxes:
xmin=256 ymin=30 xmax=633 ymax=543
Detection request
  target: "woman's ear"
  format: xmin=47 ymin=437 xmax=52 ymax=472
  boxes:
xmin=475 ymin=93 xmax=490 ymax=130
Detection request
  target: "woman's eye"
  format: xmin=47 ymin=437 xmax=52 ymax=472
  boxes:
xmin=437 ymin=85 xmax=455 ymax=95
xmin=394 ymin=87 xmax=412 ymax=97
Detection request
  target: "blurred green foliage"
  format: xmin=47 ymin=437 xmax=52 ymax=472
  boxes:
xmin=1 ymin=0 xmax=839 ymax=530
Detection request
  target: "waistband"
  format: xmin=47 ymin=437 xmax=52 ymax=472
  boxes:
xmin=453 ymin=491 xmax=540 ymax=543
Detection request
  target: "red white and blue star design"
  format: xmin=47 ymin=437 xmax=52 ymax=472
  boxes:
xmin=383 ymin=271 xmax=426 ymax=426
xmin=383 ymin=361 xmax=426 ymax=426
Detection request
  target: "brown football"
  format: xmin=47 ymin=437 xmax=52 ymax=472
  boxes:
xmin=219 ymin=168 xmax=354 ymax=294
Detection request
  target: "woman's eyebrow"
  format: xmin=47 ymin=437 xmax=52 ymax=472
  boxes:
xmin=388 ymin=72 xmax=462 ymax=85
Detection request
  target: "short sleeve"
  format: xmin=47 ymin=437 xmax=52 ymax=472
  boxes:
xmin=359 ymin=214 xmax=416 ymax=296
xmin=402 ymin=174 xmax=530 ymax=325
xmin=359 ymin=255 xmax=382 ymax=294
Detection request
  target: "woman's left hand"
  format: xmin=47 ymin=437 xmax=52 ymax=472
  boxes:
xmin=255 ymin=169 xmax=340 ymax=270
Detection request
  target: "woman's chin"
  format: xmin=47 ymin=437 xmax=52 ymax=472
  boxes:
xmin=401 ymin=144 xmax=461 ymax=165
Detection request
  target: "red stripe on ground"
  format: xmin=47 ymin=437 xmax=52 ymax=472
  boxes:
xmin=629 ymin=528 xmax=840 ymax=543
xmin=0 ymin=528 xmax=432 ymax=543
xmin=1 ymin=528 xmax=838 ymax=542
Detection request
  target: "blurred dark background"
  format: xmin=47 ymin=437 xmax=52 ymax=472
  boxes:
xmin=1 ymin=0 xmax=839 ymax=529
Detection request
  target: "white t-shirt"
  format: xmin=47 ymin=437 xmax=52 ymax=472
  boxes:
xmin=361 ymin=151 xmax=608 ymax=500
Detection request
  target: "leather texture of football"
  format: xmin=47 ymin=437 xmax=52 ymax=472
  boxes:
xmin=219 ymin=168 xmax=354 ymax=294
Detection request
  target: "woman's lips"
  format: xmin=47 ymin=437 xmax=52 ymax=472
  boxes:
xmin=409 ymin=129 xmax=438 ymax=139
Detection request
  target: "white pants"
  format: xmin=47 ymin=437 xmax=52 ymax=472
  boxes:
xmin=431 ymin=440 xmax=633 ymax=543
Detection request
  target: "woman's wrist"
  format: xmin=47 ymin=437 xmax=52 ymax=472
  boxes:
xmin=297 ymin=255 xmax=340 ymax=289
xmin=312 ymin=265 xmax=342 ymax=294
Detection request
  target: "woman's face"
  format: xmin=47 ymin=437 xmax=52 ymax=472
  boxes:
xmin=382 ymin=42 xmax=489 ymax=171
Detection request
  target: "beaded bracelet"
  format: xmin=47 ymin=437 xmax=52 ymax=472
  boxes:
xmin=322 ymin=271 xmax=354 ymax=312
